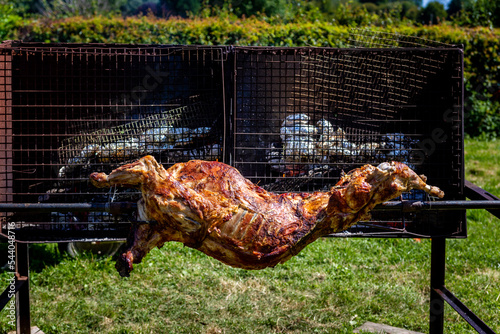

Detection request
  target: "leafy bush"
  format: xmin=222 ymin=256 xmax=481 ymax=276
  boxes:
xmin=0 ymin=0 xmax=24 ymax=41
xmin=418 ymin=1 xmax=447 ymax=25
xmin=451 ymin=0 xmax=500 ymax=28
xmin=465 ymin=86 xmax=500 ymax=139
xmin=159 ymin=0 xmax=203 ymax=17
xmin=38 ymin=0 xmax=127 ymax=18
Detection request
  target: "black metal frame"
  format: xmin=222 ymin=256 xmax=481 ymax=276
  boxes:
xmin=231 ymin=46 xmax=466 ymax=238
xmin=1 ymin=42 xmax=466 ymax=239
xmin=0 ymin=242 xmax=30 ymax=334
xmin=428 ymin=182 xmax=499 ymax=334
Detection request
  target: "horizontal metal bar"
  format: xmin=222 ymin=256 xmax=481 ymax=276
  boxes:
xmin=433 ymin=286 xmax=496 ymax=334
xmin=1 ymin=200 xmax=499 ymax=214
xmin=8 ymin=237 xmax=127 ymax=245
xmin=0 ymin=202 xmax=137 ymax=214
xmin=373 ymin=200 xmax=500 ymax=212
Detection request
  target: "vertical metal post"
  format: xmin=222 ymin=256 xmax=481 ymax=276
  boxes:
xmin=15 ymin=242 xmax=30 ymax=334
xmin=0 ymin=42 xmax=14 ymax=210
xmin=430 ymin=238 xmax=446 ymax=334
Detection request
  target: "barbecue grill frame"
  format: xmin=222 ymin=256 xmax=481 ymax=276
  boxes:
xmin=0 ymin=41 xmax=498 ymax=334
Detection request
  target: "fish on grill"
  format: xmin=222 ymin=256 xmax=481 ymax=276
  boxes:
xmin=90 ymin=156 xmax=444 ymax=277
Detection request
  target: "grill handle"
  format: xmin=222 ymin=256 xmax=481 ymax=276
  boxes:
xmin=374 ymin=200 xmax=500 ymax=212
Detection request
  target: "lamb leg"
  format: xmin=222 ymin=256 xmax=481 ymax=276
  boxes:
xmin=323 ymin=161 xmax=444 ymax=233
xmin=116 ymin=222 xmax=167 ymax=277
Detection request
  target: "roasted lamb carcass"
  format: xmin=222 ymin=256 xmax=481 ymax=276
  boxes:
xmin=90 ymin=156 xmax=444 ymax=277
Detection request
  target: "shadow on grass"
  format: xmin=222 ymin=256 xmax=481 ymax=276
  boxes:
xmin=0 ymin=242 xmax=64 ymax=273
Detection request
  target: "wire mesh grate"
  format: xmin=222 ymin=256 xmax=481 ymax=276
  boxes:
xmin=0 ymin=45 xmax=13 ymax=208
xmin=233 ymin=46 xmax=465 ymax=237
xmin=347 ymin=28 xmax=458 ymax=49
xmin=0 ymin=42 xmax=229 ymax=242
xmin=0 ymin=41 xmax=465 ymax=241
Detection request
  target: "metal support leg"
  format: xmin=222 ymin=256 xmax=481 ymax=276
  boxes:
xmin=15 ymin=242 xmax=30 ymax=334
xmin=430 ymin=238 xmax=446 ymax=334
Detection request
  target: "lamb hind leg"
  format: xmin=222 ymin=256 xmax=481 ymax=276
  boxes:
xmin=324 ymin=161 xmax=444 ymax=233
xmin=377 ymin=162 xmax=445 ymax=198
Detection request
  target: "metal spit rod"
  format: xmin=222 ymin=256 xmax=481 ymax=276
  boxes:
xmin=0 ymin=200 xmax=499 ymax=214
xmin=375 ymin=200 xmax=500 ymax=212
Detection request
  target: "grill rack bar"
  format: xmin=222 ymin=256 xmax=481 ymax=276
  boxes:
xmin=0 ymin=202 xmax=136 ymax=214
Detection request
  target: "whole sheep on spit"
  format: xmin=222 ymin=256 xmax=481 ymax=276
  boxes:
xmin=90 ymin=155 xmax=443 ymax=277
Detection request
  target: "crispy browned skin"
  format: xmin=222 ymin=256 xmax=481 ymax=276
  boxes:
xmin=90 ymin=156 xmax=444 ymax=277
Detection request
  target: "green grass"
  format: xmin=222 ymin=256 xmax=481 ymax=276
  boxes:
xmin=0 ymin=138 xmax=498 ymax=334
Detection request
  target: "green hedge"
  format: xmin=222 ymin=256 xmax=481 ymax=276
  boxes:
xmin=1 ymin=16 xmax=499 ymax=137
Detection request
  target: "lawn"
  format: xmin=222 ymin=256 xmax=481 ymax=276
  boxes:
xmin=0 ymin=138 xmax=498 ymax=334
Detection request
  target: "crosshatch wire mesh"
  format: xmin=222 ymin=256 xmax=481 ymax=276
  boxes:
xmin=232 ymin=47 xmax=465 ymax=237
xmin=347 ymin=28 xmax=458 ymax=48
xmin=0 ymin=41 xmax=465 ymax=241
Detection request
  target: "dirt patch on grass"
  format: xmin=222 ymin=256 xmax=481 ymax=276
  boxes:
xmin=476 ymin=267 xmax=500 ymax=280
xmin=203 ymin=324 xmax=225 ymax=334
xmin=218 ymin=277 xmax=269 ymax=296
